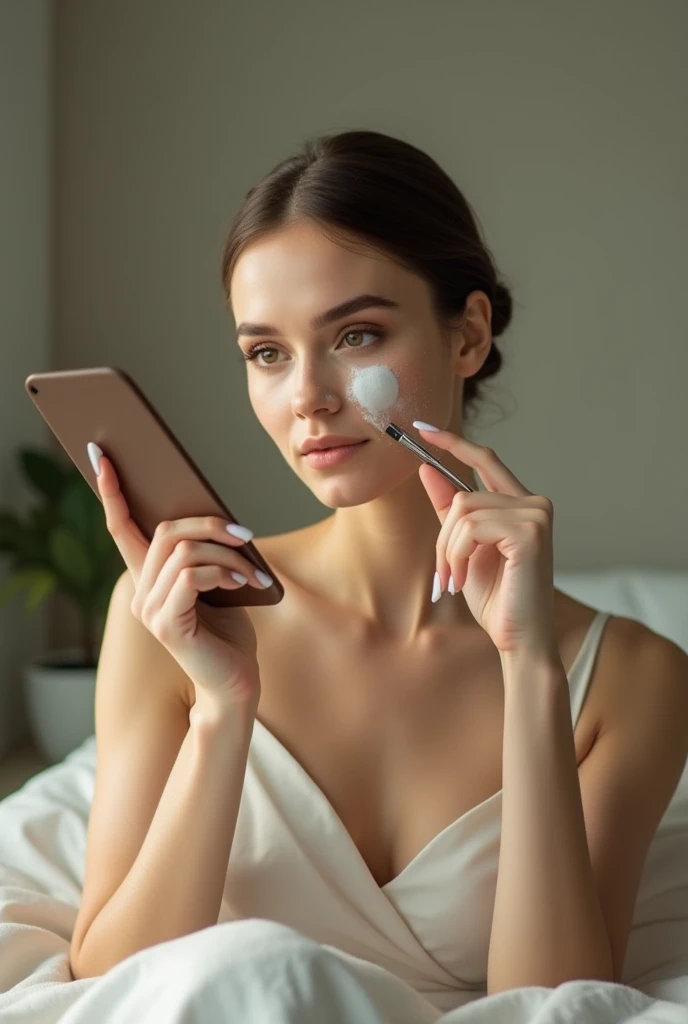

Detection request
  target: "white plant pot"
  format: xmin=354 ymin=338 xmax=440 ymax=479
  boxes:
xmin=23 ymin=647 xmax=97 ymax=765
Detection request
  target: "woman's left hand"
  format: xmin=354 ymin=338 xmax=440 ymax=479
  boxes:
xmin=415 ymin=423 xmax=558 ymax=660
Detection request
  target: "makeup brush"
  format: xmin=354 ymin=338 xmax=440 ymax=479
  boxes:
xmin=385 ymin=422 xmax=474 ymax=493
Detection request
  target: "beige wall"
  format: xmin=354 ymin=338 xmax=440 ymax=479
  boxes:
xmin=0 ymin=0 xmax=53 ymax=756
xmin=47 ymin=0 xmax=687 ymax=650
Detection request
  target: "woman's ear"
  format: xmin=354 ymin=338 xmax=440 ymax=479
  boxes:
xmin=453 ymin=291 xmax=493 ymax=377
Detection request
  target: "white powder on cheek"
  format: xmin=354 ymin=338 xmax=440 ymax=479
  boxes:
xmin=346 ymin=365 xmax=401 ymax=432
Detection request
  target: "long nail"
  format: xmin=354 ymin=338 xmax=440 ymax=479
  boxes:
xmin=226 ymin=523 xmax=254 ymax=542
xmin=87 ymin=442 xmax=102 ymax=477
xmin=431 ymin=571 xmax=442 ymax=603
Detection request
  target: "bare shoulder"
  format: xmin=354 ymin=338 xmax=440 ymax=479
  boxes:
xmin=594 ymin=611 xmax=688 ymax=731
xmin=585 ymin=613 xmax=688 ymax=840
xmin=552 ymin=589 xmax=688 ymax=741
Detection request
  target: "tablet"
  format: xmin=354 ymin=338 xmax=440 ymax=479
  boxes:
xmin=24 ymin=366 xmax=284 ymax=608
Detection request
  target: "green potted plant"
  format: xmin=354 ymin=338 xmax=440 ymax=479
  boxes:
xmin=0 ymin=446 xmax=123 ymax=763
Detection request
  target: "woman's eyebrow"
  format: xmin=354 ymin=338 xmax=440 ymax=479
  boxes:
xmin=235 ymin=293 xmax=401 ymax=339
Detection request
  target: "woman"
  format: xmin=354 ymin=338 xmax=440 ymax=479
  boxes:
xmin=71 ymin=130 xmax=688 ymax=1017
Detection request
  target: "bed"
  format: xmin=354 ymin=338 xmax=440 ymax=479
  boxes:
xmin=1 ymin=567 xmax=687 ymax=1023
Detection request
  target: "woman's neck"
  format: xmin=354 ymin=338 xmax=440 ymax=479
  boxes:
xmin=311 ymin=468 xmax=479 ymax=641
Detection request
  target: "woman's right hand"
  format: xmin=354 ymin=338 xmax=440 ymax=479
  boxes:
xmin=89 ymin=442 xmax=268 ymax=713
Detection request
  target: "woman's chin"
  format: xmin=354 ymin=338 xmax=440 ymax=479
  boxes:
xmin=309 ymin=470 xmax=417 ymax=508
xmin=309 ymin=484 xmax=375 ymax=509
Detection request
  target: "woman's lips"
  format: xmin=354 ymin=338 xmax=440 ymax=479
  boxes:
xmin=304 ymin=440 xmax=368 ymax=468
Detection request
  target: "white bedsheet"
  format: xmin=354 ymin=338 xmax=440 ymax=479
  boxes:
xmin=1 ymin=735 xmax=687 ymax=1024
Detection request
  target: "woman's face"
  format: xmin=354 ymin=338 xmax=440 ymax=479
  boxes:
xmin=229 ymin=220 xmax=466 ymax=508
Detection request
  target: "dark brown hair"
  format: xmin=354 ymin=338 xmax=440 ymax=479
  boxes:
xmin=221 ymin=129 xmax=513 ymax=420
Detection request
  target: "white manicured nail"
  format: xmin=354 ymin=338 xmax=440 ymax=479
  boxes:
xmin=226 ymin=523 xmax=254 ymax=542
xmin=448 ymin=575 xmax=455 ymax=595
xmin=431 ymin=571 xmax=442 ymax=603
xmin=87 ymin=442 xmax=102 ymax=476
xmin=413 ymin=420 xmax=440 ymax=432
xmin=255 ymin=570 xmax=273 ymax=588
xmin=231 ymin=571 xmax=248 ymax=585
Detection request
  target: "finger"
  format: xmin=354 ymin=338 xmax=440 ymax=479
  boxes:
xmin=414 ymin=425 xmax=531 ymax=497
xmin=139 ymin=536 xmax=267 ymax=617
xmin=151 ymin=565 xmax=248 ymax=633
xmin=93 ymin=450 xmax=150 ymax=584
xmin=136 ymin=524 xmax=265 ymax=614
xmin=446 ymin=516 xmax=544 ymax=592
xmin=435 ymin=496 xmax=540 ymax=575
xmin=438 ymin=495 xmax=544 ymax=577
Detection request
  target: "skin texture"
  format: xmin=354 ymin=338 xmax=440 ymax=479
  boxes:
xmin=230 ymin=218 xmax=494 ymax=640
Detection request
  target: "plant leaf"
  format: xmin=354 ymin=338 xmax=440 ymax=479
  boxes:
xmin=20 ymin=449 xmax=69 ymax=501
xmin=92 ymin=569 xmax=121 ymax=614
xmin=0 ymin=567 xmax=53 ymax=608
xmin=1 ymin=446 xmax=124 ymax=627
xmin=26 ymin=507 xmax=55 ymax=561
xmin=0 ymin=511 xmax=27 ymax=553
xmin=0 ymin=511 xmax=45 ymax=561
xmin=24 ymin=569 xmax=59 ymax=612
xmin=92 ymin=516 xmax=115 ymax=562
xmin=49 ymin=525 xmax=93 ymax=592
xmin=60 ymin=475 xmax=97 ymax=544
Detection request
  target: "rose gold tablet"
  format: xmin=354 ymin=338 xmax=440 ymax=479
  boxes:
xmin=24 ymin=366 xmax=284 ymax=608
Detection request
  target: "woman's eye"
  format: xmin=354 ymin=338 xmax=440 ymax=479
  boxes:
xmin=341 ymin=328 xmax=380 ymax=348
xmin=243 ymin=346 xmax=282 ymax=368
xmin=242 ymin=326 xmax=384 ymax=370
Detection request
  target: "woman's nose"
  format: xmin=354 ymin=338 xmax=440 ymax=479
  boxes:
xmin=290 ymin=367 xmax=341 ymax=417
